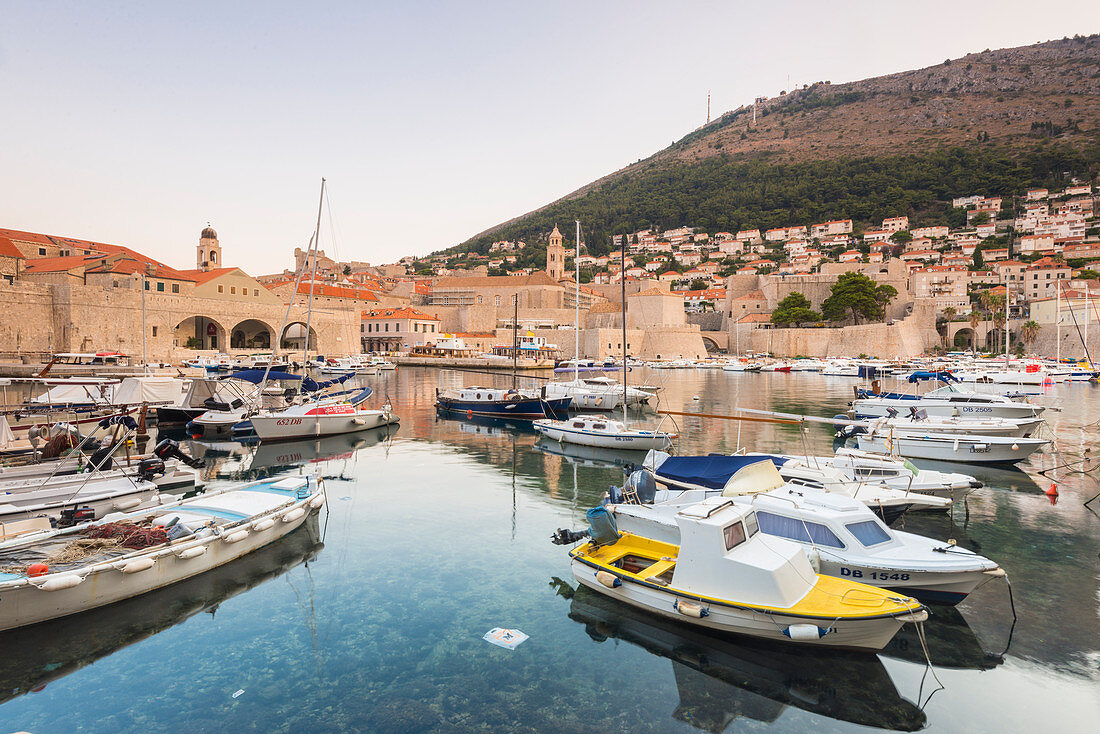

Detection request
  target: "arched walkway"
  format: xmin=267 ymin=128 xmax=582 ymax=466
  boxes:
xmin=281 ymin=322 xmax=318 ymax=351
xmin=701 ymin=336 xmax=721 ymax=353
xmin=952 ymin=327 xmax=976 ymax=350
xmin=231 ymin=319 xmax=274 ymax=350
xmin=174 ymin=315 xmax=227 ymax=350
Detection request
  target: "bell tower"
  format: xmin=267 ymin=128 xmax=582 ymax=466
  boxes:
xmin=197 ymin=224 xmax=222 ymax=272
xmin=546 ymin=224 xmax=564 ymax=281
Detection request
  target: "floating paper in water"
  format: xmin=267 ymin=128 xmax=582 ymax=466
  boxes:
xmin=232 ymin=689 xmax=245 ymax=699
xmin=483 ymin=627 xmax=529 ymax=650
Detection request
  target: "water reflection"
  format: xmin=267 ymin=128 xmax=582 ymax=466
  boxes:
xmin=882 ymin=604 xmax=1005 ymax=671
xmin=562 ymin=583 xmax=926 ymax=732
xmin=532 ymin=437 xmax=650 ymax=469
xmin=0 ymin=520 xmax=322 ymax=704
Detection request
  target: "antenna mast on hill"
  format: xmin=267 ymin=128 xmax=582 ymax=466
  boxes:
xmin=706 ymin=90 xmax=711 ymax=125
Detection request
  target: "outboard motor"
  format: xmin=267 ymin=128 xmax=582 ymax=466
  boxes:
xmin=623 ymin=469 xmax=656 ymax=504
xmin=153 ymin=438 xmax=204 ymax=468
xmin=56 ymin=506 xmax=97 ymax=528
xmin=886 ymin=407 xmax=899 ymax=418
xmin=137 ymin=457 xmax=166 ymax=481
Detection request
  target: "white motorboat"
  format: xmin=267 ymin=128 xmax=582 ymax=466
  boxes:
xmin=644 ymin=451 xmax=951 ymax=524
xmin=542 ymin=380 xmax=622 ymax=411
xmin=793 ymin=448 xmax=980 ymax=502
xmin=608 ymin=466 xmax=1003 ymax=604
xmin=0 ymin=474 xmax=326 ymax=631
xmin=249 ymin=388 xmax=398 ymax=441
xmin=852 ymin=382 xmax=1045 ymax=420
xmin=855 ymin=430 xmax=1049 ymax=464
xmin=533 ymin=415 xmax=675 ymax=451
xmin=842 ymin=411 xmax=1044 ymax=439
xmin=557 ymin=499 xmax=927 ymax=650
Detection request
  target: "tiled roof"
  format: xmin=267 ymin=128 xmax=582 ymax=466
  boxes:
xmin=0 ymin=237 xmax=26 ymax=259
xmin=176 ymin=267 xmax=238 ymax=285
xmin=434 ymin=272 xmax=561 ymax=289
xmin=362 ymin=307 xmax=439 ymax=321
xmin=22 ymin=255 xmax=89 ymax=273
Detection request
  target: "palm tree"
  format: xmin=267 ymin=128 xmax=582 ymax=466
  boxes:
xmin=993 ymin=311 xmax=1007 ymax=353
xmin=968 ymin=310 xmax=982 ymax=352
xmin=1021 ymin=320 xmax=1040 ymax=352
xmin=943 ymin=306 xmax=957 ymax=321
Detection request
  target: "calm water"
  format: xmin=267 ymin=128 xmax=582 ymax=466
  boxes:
xmin=1 ymin=367 xmax=1098 ymax=732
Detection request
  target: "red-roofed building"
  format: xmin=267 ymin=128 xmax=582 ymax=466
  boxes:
xmin=0 ymin=237 xmax=25 ymax=282
xmin=361 ymin=307 xmax=441 ymax=351
xmin=672 ymin=288 xmax=727 ymax=313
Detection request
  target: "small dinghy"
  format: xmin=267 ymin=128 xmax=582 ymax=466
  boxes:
xmin=609 ymin=467 xmax=1003 ymax=604
xmin=533 ymin=415 xmax=675 ymax=451
xmin=0 ymin=473 xmax=326 ymax=631
xmin=553 ymin=500 xmax=927 ymax=651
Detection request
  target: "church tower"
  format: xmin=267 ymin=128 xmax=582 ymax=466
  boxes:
xmin=197 ymin=224 xmax=222 ymax=272
xmin=546 ymin=224 xmax=564 ymax=281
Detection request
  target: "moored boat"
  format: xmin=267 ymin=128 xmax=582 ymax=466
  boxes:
xmin=533 ymin=415 xmax=675 ymax=451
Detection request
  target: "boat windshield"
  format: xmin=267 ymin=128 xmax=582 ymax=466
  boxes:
xmin=846 ymin=520 xmax=892 ymax=547
xmin=756 ymin=511 xmax=845 ymax=548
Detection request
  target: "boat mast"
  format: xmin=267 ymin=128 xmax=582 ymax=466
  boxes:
xmin=574 ymin=220 xmax=580 ymax=384
xmin=304 ymin=178 xmax=325 ymax=368
xmin=1056 ymin=280 xmax=1061 ymax=363
xmin=621 ymin=242 xmax=627 ymax=425
xmin=1004 ymin=269 xmax=1010 ymax=364
xmin=512 ymin=293 xmax=518 ymax=389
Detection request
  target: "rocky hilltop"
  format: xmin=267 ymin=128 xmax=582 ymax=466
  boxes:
xmin=453 ymin=35 xmax=1099 ymax=255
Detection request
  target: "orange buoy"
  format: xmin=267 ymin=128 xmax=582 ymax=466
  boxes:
xmin=1046 ymin=482 xmax=1059 ymax=497
xmin=27 ymin=563 xmax=49 ymax=577
xmin=466 ymin=409 xmax=473 ymax=419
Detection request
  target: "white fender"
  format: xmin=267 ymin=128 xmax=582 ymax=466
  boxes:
xmin=177 ymin=546 xmax=206 ymax=559
xmin=120 ymin=557 xmax=156 ymax=574
xmin=595 ymin=571 xmax=621 ymax=589
xmin=308 ymin=494 xmax=325 ymax=509
xmin=281 ymin=507 xmax=306 ymax=523
xmin=675 ymin=600 xmax=707 ymax=618
xmin=251 ymin=518 xmax=275 ymax=532
xmin=783 ymin=624 xmax=826 ymax=641
xmin=224 ymin=529 xmax=249 ymax=544
xmin=34 ymin=574 xmax=83 ymax=591
xmin=111 ymin=497 xmax=143 ymax=511
xmin=351 ymin=418 xmax=365 ymax=426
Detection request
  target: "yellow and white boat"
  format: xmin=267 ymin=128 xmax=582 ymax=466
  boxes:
xmin=567 ymin=498 xmax=927 ymax=651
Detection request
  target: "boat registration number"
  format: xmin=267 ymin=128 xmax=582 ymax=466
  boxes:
xmin=276 ymin=418 xmax=303 ymax=426
xmin=840 ymin=569 xmax=910 ymax=581
xmin=969 ymin=446 xmax=991 ymax=453
xmin=960 ymin=407 xmax=993 ymax=413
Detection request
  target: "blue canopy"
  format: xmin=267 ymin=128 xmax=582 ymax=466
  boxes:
xmin=302 ymin=372 xmax=355 ymax=393
xmin=655 ymin=455 xmax=782 ymax=490
xmin=228 ymin=369 xmax=302 ymax=384
xmin=907 ymin=371 xmax=959 ymax=383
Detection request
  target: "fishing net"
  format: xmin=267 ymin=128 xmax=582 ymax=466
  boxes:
xmin=0 ymin=537 xmax=125 ymax=575
xmin=82 ymin=523 xmax=168 ymax=549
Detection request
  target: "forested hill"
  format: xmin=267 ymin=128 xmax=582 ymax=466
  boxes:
xmin=448 ymin=35 xmax=1100 ymax=256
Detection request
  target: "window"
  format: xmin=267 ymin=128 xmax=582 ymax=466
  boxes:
xmin=39 ymin=248 xmax=46 ymax=256
xmin=144 ymin=281 xmax=150 ymax=290
xmin=231 ymin=286 xmax=236 ymax=294
xmin=172 ymin=283 xmax=179 ymax=293
xmin=151 ymin=326 xmax=158 ymax=337
xmin=494 ymin=295 xmax=501 ymax=306
xmin=846 ymin=520 xmax=891 ymax=547
xmin=431 ymin=324 xmax=435 ymax=332
xmin=723 ymin=521 xmax=746 ymax=550
xmin=218 ymin=285 xmax=223 ymax=293
xmin=756 ymin=511 xmax=844 ymax=548
xmin=156 ymin=282 xmax=164 ymax=292
xmin=477 ymin=295 xmax=483 ymax=304
xmin=254 ymin=289 xmax=259 ymax=295
xmin=744 ymin=511 xmax=759 ymax=537
xmin=385 ymin=323 xmax=389 ymax=332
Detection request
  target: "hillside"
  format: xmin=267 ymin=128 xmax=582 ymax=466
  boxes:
xmin=450 ymin=35 xmax=1100 ymax=256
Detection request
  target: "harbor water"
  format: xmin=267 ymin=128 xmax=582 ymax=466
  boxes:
xmin=1 ymin=366 xmax=1098 ymax=732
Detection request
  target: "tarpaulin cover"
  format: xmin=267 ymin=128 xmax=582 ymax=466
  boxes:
xmin=227 ymin=369 xmax=302 ymax=384
xmin=654 ymin=455 xmax=781 ymax=490
xmin=907 ymin=371 xmax=959 ymax=383
xmin=302 ymin=372 xmax=354 ymax=393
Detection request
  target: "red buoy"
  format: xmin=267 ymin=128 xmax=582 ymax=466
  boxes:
xmin=27 ymin=563 xmax=49 ymax=577
xmin=466 ymin=409 xmax=473 ymax=419
xmin=1046 ymin=482 xmax=1059 ymax=497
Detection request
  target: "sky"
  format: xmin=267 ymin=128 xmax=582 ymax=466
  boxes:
xmin=1 ymin=1 xmax=1098 ymax=273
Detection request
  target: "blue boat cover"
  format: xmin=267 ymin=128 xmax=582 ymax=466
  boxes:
xmin=227 ymin=369 xmax=302 ymax=383
xmin=346 ymin=387 xmax=373 ymax=405
xmin=302 ymin=372 xmax=355 ymax=392
xmin=907 ymin=371 xmax=959 ymax=383
xmin=655 ymin=455 xmax=782 ymax=490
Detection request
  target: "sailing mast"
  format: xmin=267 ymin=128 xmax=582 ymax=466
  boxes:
xmin=304 ymin=178 xmax=326 ymax=367
xmin=621 ymin=242 xmax=627 ymax=425
xmin=1056 ymin=280 xmax=1061 ymax=363
xmin=574 ymin=220 xmax=581 ymax=384
xmin=512 ymin=294 xmax=518 ymax=390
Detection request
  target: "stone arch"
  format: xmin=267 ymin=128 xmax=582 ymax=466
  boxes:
xmin=281 ymin=321 xmax=318 ymax=351
xmin=174 ymin=315 xmax=228 ymax=350
xmin=231 ymin=318 xmax=275 ymax=350
xmin=701 ymin=336 xmax=721 ymax=353
xmin=952 ymin=327 xmax=976 ymax=350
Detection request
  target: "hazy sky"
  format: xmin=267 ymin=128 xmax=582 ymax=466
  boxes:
xmin=1 ymin=2 xmax=1097 ymax=273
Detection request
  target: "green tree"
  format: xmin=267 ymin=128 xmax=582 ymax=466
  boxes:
xmin=342 ymin=264 xmax=352 ymax=276
xmin=1075 ymin=269 xmax=1099 ymax=280
xmin=943 ymin=306 xmax=958 ymax=321
xmin=1021 ymin=320 xmax=1040 ymax=350
xmin=972 ymin=244 xmax=984 ymax=270
xmin=689 ymin=279 xmax=709 ymax=291
xmin=970 ymin=211 xmax=990 ymax=226
xmin=821 ymin=272 xmax=896 ymax=323
xmin=889 ymin=230 xmax=912 ymax=244
xmin=771 ymin=292 xmax=821 ymax=326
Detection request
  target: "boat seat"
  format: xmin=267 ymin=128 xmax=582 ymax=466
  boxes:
xmin=0 ymin=516 xmax=52 ymax=541
xmin=641 ymin=558 xmax=677 ymax=582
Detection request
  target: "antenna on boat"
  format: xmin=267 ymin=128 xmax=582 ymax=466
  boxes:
xmin=512 ymin=293 xmax=519 ymax=390
xmin=304 ymin=178 xmax=326 ymax=369
xmin=575 ymin=220 xmax=581 ymax=385
xmin=621 ymin=241 xmax=628 ymax=425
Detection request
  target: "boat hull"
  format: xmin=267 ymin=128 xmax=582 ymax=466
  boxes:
xmin=435 ymin=396 xmax=571 ymax=420
xmin=856 ymin=434 xmax=1047 ymax=464
xmin=533 ymin=422 xmax=673 ymax=450
xmin=570 ymin=560 xmax=918 ymax=651
xmin=250 ymin=411 xmax=398 ymax=441
xmin=852 ymin=398 xmax=1043 ymax=420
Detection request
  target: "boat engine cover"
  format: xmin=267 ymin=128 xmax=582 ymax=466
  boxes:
xmin=138 ymin=458 xmax=166 ymax=480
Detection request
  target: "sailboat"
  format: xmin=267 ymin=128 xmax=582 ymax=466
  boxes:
xmin=246 ymin=179 xmax=399 ymax=442
xmin=534 ymin=228 xmax=675 ymax=449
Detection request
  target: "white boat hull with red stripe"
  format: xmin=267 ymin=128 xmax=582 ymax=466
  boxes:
xmin=249 ymin=401 xmax=398 ymax=441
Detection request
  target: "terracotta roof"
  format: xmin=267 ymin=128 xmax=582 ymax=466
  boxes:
xmin=0 ymin=237 xmax=26 ymax=259
xmin=176 ymin=267 xmax=238 ymax=285
xmin=22 ymin=255 xmax=89 ymax=273
xmin=737 ymin=313 xmax=773 ymax=323
xmin=0 ymin=228 xmax=53 ymax=245
xmin=292 ymin=282 xmax=380 ymax=301
xmin=631 ymin=287 xmax=673 ymax=297
xmin=362 ymin=307 xmax=439 ymax=321
xmin=731 ymin=289 xmax=766 ymax=301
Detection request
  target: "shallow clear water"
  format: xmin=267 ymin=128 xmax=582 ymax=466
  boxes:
xmin=1 ymin=367 xmax=1098 ymax=732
